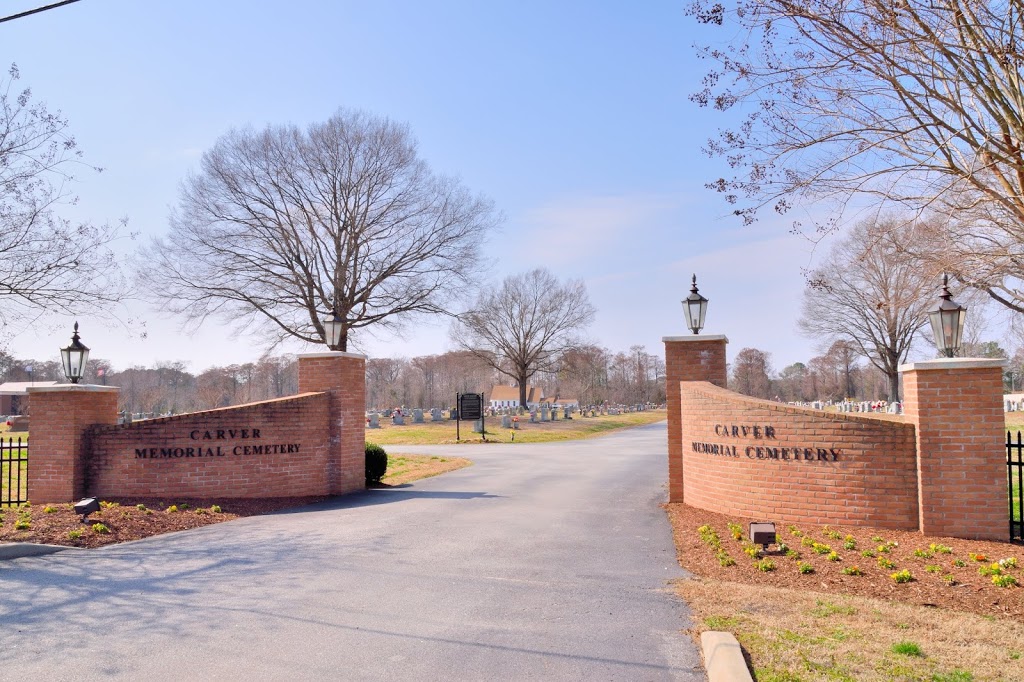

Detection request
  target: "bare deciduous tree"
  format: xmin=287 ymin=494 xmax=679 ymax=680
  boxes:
xmin=799 ymin=219 xmax=938 ymax=400
xmin=730 ymin=347 xmax=774 ymax=399
xmin=143 ymin=109 xmax=500 ymax=351
xmin=451 ymin=268 xmax=595 ymax=409
xmin=0 ymin=64 xmax=127 ymax=327
xmin=689 ymin=0 xmax=1024 ymax=311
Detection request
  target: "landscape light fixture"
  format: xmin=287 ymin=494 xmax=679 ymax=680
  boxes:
xmin=749 ymin=521 xmax=777 ymax=552
xmin=323 ymin=311 xmax=344 ymax=350
xmin=927 ymin=274 xmax=967 ymax=358
xmin=60 ymin=321 xmax=90 ymax=384
xmin=73 ymin=497 xmax=100 ymax=523
xmin=683 ymin=274 xmax=708 ymax=335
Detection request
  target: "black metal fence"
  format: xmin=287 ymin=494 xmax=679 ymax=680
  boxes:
xmin=1008 ymin=431 xmax=1024 ymax=542
xmin=0 ymin=436 xmax=28 ymax=507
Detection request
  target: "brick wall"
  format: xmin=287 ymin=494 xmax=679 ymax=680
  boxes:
xmin=86 ymin=393 xmax=332 ymax=499
xmin=664 ymin=336 xmax=728 ymax=503
xmin=902 ymin=359 xmax=1007 ymax=540
xmin=298 ymin=352 xmax=366 ymax=495
xmin=679 ymin=382 xmax=920 ymax=529
xmin=27 ymin=386 xmax=120 ymax=503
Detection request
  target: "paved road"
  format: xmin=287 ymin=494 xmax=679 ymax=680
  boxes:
xmin=0 ymin=421 xmax=704 ymax=680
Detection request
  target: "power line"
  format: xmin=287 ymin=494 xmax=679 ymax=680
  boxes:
xmin=0 ymin=0 xmax=83 ymax=25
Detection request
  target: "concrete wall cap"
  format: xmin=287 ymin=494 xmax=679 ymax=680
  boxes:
xmin=26 ymin=384 xmax=120 ymax=394
xmin=899 ymin=357 xmax=1007 ymax=372
xmin=662 ymin=334 xmax=729 ymax=343
xmin=297 ymin=351 xmax=367 ymax=360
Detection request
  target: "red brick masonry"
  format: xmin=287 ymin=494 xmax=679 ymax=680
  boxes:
xmin=679 ymin=382 xmax=920 ymax=530
xmin=87 ymin=393 xmax=331 ymax=499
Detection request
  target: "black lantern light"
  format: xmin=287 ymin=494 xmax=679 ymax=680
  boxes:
xmin=323 ymin=310 xmax=344 ymax=350
xmin=927 ymin=274 xmax=967 ymax=358
xmin=683 ymin=274 xmax=708 ymax=335
xmin=60 ymin=322 xmax=90 ymax=384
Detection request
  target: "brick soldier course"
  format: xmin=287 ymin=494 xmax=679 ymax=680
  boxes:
xmin=666 ymin=336 xmax=1010 ymax=540
xmin=27 ymin=352 xmax=366 ymax=503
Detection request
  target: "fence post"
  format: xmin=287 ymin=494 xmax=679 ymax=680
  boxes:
xmin=26 ymin=384 xmax=120 ymax=504
xmin=901 ymin=358 xmax=1007 ymax=540
xmin=297 ymin=352 xmax=366 ymax=495
xmin=663 ymin=335 xmax=729 ymax=503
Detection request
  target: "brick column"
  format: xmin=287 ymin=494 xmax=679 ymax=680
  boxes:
xmin=26 ymin=384 xmax=120 ymax=504
xmin=901 ymin=358 xmax=1007 ymax=540
xmin=298 ymin=351 xmax=366 ymax=495
xmin=663 ymin=335 xmax=728 ymax=503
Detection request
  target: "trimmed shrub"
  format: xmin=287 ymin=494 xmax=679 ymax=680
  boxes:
xmin=365 ymin=443 xmax=388 ymax=484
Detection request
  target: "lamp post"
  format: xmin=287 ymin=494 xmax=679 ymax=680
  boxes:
xmin=323 ymin=310 xmax=344 ymax=351
xmin=683 ymin=274 xmax=708 ymax=335
xmin=59 ymin=322 xmax=90 ymax=384
xmin=927 ymin=274 xmax=967 ymax=358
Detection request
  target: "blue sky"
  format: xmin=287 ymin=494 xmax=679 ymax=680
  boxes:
xmin=1 ymin=0 xmax=832 ymax=372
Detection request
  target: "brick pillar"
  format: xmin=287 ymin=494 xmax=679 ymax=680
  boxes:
xmin=298 ymin=352 xmax=366 ymax=495
xmin=26 ymin=384 xmax=119 ymax=504
xmin=663 ymin=335 xmax=728 ymax=503
xmin=901 ymin=358 xmax=1007 ymax=540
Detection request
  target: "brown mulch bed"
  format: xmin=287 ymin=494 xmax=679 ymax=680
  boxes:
xmin=667 ymin=502 xmax=1024 ymax=621
xmin=0 ymin=497 xmax=328 ymax=549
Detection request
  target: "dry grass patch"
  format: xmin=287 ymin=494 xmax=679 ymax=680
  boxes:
xmin=380 ymin=453 xmax=471 ymax=485
xmin=679 ymin=578 xmax=1024 ymax=681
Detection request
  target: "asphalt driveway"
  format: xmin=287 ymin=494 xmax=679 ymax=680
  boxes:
xmin=0 ymin=420 xmax=704 ymax=680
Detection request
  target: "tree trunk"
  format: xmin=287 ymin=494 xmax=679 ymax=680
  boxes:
xmin=519 ymin=376 xmax=528 ymax=410
xmin=888 ymin=371 xmax=900 ymax=403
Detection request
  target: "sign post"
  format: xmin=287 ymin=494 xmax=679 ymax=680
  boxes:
xmin=456 ymin=392 xmax=485 ymax=442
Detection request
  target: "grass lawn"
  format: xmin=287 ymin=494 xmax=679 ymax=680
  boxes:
xmin=366 ymin=409 xmax=667 ymax=445
xmin=379 ymin=453 xmax=472 ymax=485
xmin=0 ymin=435 xmax=27 ymax=507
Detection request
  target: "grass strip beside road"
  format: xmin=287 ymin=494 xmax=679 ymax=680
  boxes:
xmin=380 ymin=453 xmax=472 ymax=485
xmin=368 ymin=410 xmax=666 ymax=445
xmin=679 ymin=578 xmax=1022 ymax=682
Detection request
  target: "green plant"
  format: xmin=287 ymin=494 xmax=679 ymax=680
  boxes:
xmin=788 ymin=525 xmax=803 ymax=537
xmin=891 ymin=641 xmax=924 ymax=656
xmin=822 ymin=525 xmax=842 ymax=539
xmin=978 ymin=563 xmax=1003 ymax=577
xmin=727 ymin=522 xmax=743 ymax=540
xmin=179 ymin=503 xmax=189 ymax=510
xmin=998 ymin=557 xmax=1018 ymax=569
xmin=930 ymin=543 xmax=953 ymax=554
xmin=925 ymin=564 xmax=942 ymax=574
xmin=871 ymin=535 xmax=884 ymax=543
xmin=891 ymin=569 xmax=914 ymax=583
xmin=743 ymin=544 xmax=760 ymax=558
xmin=992 ymin=574 xmax=1018 ymax=588
xmin=930 ymin=671 xmax=974 ymax=682
xmin=841 ymin=566 xmax=863 ymax=576
xmin=785 ymin=549 xmax=801 ymax=559
xmin=861 ymin=549 xmax=877 ymax=558
xmin=166 ymin=505 xmax=178 ymax=513
xmin=811 ymin=542 xmax=832 ymax=555
xmin=827 ymin=551 xmax=841 ymax=562
xmin=914 ymin=548 xmax=934 ymax=559
xmin=969 ymin=552 xmax=987 ymax=562
xmin=717 ymin=552 xmax=736 ymax=567
xmin=99 ymin=500 xmax=118 ymax=509
xmin=67 ymin=529 xmax=83 ymax=540
xmin=942 ymin=574 xmax=957 ymax=585
xmin=91 ymin=522 xmax=110 ymax=534
xmin=210 ymin=505 xmax=222 ymax=514
xmin=365 ymin=442 xmax=388 ymax=484
xmin=801 ymin=536 xmax=814 ymax=547
xmin=14 ymin=518 xmax=29 ymax=530
xmin=953 ymin=559 xmax=967 ymax=567
xmin=877 ymin=556 xmax=896 ymax=569
xmin=755 ymin=558 xmax=776 ymax=572
xmin=843 ymin=535 xmax=857 ymax=550
xmin=43 ymin=505 xmax=57 ymax=514
xmin=136 ymin=504 xmax=147 ymax=511
xmin=797 ymin=561 xmax=814 ymax=574
xmin=195 ymin=508 xmax=207 ymax=515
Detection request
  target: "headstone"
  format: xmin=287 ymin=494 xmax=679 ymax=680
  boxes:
xmin=501 ymin=415 xmax=512 ymax=428
xmin=551 ymin=407 xmax=559 ymax=421
xmin=450 ymin=408 xmax=459 ymax=420
xmin=392 ymin=413 xmax=405 ymax=425
xmin=431 ymin=408 xmax=444 ymax=421
xmin=367 ymin=413 xmax=380 ymax=429
xmin=530 ymin=409 xmax=538 ymax=423
xmin=472 ymin=419 xmax=483 ymax=433
xmin=540 ymin=406 xmax=550 ymax=422
xmin=413 ymin=408 xmax=424 ymax=423
xmin=512 ymin=416 xmax=520 ymax=430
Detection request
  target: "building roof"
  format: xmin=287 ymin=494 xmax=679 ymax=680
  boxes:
xmin=0 ymin=381 xmax=59 ymax=395
xmin=489 ymin=385 xmax=545 ymax=403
